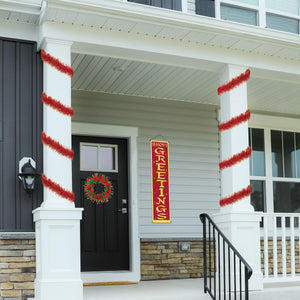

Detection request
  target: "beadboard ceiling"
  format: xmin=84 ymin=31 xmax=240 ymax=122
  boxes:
xmin=71 ymin=53 xmax=300 ymax=116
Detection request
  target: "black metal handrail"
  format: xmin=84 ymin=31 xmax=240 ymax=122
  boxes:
xmin=200 ymin=213 xmax=253 ymax=300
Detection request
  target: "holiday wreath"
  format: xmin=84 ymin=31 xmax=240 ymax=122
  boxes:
xmin=84 ymin=173 xmax=113 ymax=204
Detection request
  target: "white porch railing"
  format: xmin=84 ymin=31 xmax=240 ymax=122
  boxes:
xmin=261 ymin=213 xmax=300 ymax=283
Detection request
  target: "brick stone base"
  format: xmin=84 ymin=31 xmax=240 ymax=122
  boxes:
xmin=0 ymin=235 xmax=35 ymax=300
xmin=140 ymin=240 xmax=203 ymax=280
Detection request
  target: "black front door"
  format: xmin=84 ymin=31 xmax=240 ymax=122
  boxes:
xmin=72 ymin=135 xmax=129 ymax=272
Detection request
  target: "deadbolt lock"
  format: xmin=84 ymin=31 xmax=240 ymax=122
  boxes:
xmin=118 ymin=207 xmax=127 ymax=214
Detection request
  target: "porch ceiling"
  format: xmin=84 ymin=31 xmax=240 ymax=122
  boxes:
xmin=71 ymin=53 xmax=300 ymax=116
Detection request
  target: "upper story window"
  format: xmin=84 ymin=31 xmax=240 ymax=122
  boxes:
xmin=220 ymin=5 xmax=258 ymax=26
xmin=266 ymin=14 xmax=299 ymax=34
xmin=128 ymin=0 xmax=182 ymax=11
xmin=250 ymin=127 xmax=300 ymax=214
xmin=212 ymin=1 xmax=300 ymax=35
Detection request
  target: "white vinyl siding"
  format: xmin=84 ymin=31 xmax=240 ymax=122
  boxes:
xmin=72 ymin=91 xmax=220 ymax=238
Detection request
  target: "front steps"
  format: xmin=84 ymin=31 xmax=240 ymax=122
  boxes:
xmin=83 ymin=278 xmax=300 ymax=300
xmin=83 ymin=278 xmax=211 ymax=300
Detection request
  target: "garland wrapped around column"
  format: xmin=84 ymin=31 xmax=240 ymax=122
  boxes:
xmin=41 ymin=49 xmax=75 ymax=202
xmin=219 ymin=69 xmax=252 ymax=207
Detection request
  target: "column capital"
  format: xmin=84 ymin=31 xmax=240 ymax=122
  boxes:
xmin=38 ymin=36 xmax=73 ymax=51
xmin=220 ymin=64 xmax=249 ymax=88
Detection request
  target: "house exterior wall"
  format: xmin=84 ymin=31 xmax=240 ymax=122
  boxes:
xmin=72 ymin=90 xmax=220 ymax=239
xmin=0 ymin=234 xmax=35 ymax=300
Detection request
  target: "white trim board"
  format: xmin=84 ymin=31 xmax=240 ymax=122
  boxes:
xmin=72 ymin=122 xmax=140 ymax=283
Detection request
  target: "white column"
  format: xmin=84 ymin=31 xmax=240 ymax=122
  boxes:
xmin=33 ymin=39 xmax=83 ymax=300
xmin=214 ymin=64 xmax=263 ymax=291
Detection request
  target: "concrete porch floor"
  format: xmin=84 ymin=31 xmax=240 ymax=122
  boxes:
xmin=83 ymin=278 xmax=300 ymax=300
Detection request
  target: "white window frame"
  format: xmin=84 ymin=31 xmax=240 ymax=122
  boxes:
xmin=249 ymin=114 xmax=300 ymax=213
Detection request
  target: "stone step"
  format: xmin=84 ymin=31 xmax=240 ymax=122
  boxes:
xmin=83 ymin=279 xmax=211 ymax=300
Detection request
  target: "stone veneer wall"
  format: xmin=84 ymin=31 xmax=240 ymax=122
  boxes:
xmin=260 ymin=238 xmax=300 ymax=276
xmin=140 ymin=240 xmax=204 ymax=280
xmin=141 ymin=238 xmax=300 ymax=280
xmin=0 ymin=234 xmax=35 ymax=300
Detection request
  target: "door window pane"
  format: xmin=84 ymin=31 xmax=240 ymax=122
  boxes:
xmin=100 ymin=147 xmax=115 ymax=171
xmin=250 ymin=180 xmax=265 ymax=211
xmin=271 ymin=130 xmax=283 ymax=177
xmin=221 ymin=5 xmax=258 ymax=26
xmin=81 ymin=145 xmax=98 ymax=170
xmin=266 ymin=14 xmax=299 ymax=34
xmin=273 ymin=182 xmax=300 ymax=213
xmin=249 ymin=128 xmax=265 ymax=176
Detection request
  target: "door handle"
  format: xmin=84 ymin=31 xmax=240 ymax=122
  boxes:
xmin=118 ymin=207 xmax=127 ymax=214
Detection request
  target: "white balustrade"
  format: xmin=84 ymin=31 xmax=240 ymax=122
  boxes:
xmin=261 ymin=213 xmax=300 ymax=283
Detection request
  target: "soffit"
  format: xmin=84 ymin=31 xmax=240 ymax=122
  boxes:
xmin=71 ymin=53 xmax=300 ymax=116
xmin=1 ymin=0 xmax=300 ymax=62
xmin=0 ymin=0 xmax=41 ymax=24
xmin=40 ymin=0 xmax=300 ymax=62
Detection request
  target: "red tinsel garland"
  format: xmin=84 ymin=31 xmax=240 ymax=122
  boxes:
xmin=219 ymin=110 xmax=250 ymax=132
xmin=41 ymin=132 xmax=74 ymax=160
xmin=41 ymin=174 xmax=75 ymax=202
xmin=41 ymin=50 xmax=75 ymax=202
xmin=41 ymin=49 xmax=73 ymax=77
xmin=42 ymin=92 xmax=73 ymax=117
xmin=220 ymin=185 xmax=252 ymax=207
xmin=218 ymin=69 xmax=250 ymax=96
xmin=219 ymin=147 xmax=252 ymax=171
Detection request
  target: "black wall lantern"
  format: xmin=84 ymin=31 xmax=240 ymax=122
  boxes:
xmin=19 ymin=158 xmax=39 ymax=194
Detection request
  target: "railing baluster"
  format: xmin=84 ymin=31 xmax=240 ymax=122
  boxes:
xmin=273 ymin=215 xmax=278 ymax=278
xmin=200 ymin=214 xmax=252 ymax=300
xmin=203 ymin=216 xmax=207 ymax=293
xmin=282 ymin=216 xmax=287 ymax=277
xmin=298 ymin=217 xmax=300 ymax=276
xmin=291 ymin=217 xmax=295 ymax=276
xmin=263 ymin=214 xmax=269 ymax=279
xmin=218 ymin=233 xmax=221 ymax=300
xmin=245 ymin=266 xmax=249 ymax=300
xmin=228 ymin=244 xmax=231 ymax=300
xmin=213 ymin=227 xmax=216 ymax=298
xmin=209 ymin=221 xmax=212 ymax=291
xmin=223 ymin=239 xmax=226 ymax=300
xmin=239 ymin=260 xmax=242 ymax=300
xmin=234 ymin=254 xmax=236 ymax=300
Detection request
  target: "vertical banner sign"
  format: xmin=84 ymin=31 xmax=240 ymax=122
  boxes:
xmin=151 ymin=140 xmax=171 ymax=223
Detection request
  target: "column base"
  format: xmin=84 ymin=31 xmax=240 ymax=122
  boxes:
xmin=213 ymin=211 xmax=263 ymax=291
xmin=33 ymin=207 xmax=83 ymax=300
xmin=34 ymin=279 xmax=83 ymax=300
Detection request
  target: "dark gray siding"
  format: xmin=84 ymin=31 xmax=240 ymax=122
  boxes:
xmin=0 ymin=38 xmax=43 ymax=231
